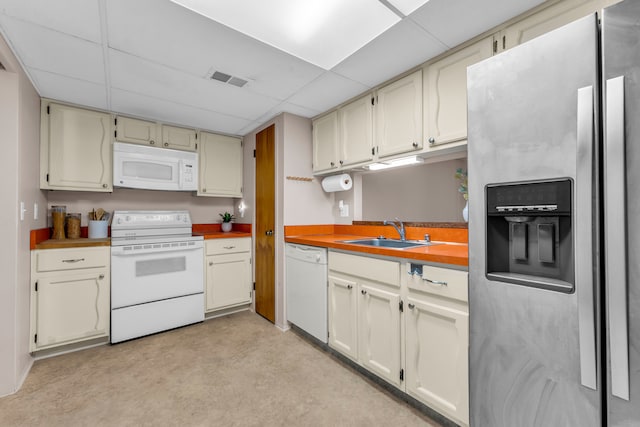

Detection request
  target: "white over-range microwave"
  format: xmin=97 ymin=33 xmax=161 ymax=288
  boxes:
xmin=113 ymin=142 xmax=198 ymax=191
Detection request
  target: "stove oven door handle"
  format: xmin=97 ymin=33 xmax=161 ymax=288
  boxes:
xmin=111 ymin=245 xmax=202 ymax=257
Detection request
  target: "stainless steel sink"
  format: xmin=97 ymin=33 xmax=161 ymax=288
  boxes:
xmin=340 ymin=238 xmax=440 ymax=249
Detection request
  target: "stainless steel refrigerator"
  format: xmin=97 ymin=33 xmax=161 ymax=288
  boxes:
xmin=467 ymin=1 xmax=640 ymax=425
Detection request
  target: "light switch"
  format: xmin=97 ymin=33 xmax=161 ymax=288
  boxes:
xmin=19 ymin=201 xmax=26 ymax=221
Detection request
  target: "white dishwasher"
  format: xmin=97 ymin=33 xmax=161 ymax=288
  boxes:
xmin=285 ymin=243 xmax=328 ymax=343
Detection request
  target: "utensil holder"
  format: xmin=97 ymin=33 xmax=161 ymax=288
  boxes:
xmin=88 ymin=220 xmax=108 ymax=239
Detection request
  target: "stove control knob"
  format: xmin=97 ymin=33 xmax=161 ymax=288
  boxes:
xmin=126 ymin=215 xmax=131 ymax=222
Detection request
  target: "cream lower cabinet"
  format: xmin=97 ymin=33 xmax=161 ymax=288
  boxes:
xmin=405 ymin=264 xmax=469 ymax=427
xmin=328 ymin=251 xmax=402 ymax=388
xmin=198 ymin=132 xmax=243 ymax=197
xmin=30 ymin=247 xmax=110 ymax=352
xmin=40 ymin=100 xmax=112 ymax=192
xmin=205 ymin=238 xmax=252 ymax=312
xmin=328 ymin=275 xmax=358 ymax=360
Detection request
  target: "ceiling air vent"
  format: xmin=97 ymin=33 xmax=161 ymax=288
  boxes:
xmin=210 ymin=71 xmax=232 ymax=83
xmin=208 ymin=70 xmax=249 ymax=88
xmin=228 ymin=76 xmax=248 ymax=88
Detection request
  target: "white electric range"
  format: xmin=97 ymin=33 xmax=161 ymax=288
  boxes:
xmin=110 ymin=210 xmax=204 ymax=343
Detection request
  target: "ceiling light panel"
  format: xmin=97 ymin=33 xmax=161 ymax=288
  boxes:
xmin=170 ymin=0 xmax=402 ymax=70
xmin=385 ymin=0 xmax=431 ymax=16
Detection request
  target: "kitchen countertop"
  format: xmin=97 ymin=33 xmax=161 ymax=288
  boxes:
xmin=34 ymin=238 xmax=111 ymax=250
xmin=194 ymin=230 xmax=252 ymax=239
xmin=285 ymin=230 xmax=468 ymax=267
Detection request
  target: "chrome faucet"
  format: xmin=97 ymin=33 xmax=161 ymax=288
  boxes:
xmin=383 ymin=217 xmax=406 ymax=241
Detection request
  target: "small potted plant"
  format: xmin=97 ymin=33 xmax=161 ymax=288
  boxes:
xmin=455 ymin=168 xmax=469 ymax=222
xmin=219 ymin=212 xmax=235 ymax=232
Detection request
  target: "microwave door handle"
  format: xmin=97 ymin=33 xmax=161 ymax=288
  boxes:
xmin=605 ymin=76 xmax=630 ymax=400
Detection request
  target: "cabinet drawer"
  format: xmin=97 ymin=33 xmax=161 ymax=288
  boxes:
xmin=206 ymin=238 xmax=251 ymax=255
xmin=329 ymin=251 xmax=399 ymax=287
xmin=34 ymin=247 xmax=109 ymax=272
xmin=407 ymin=265 xmax=468 ymax=303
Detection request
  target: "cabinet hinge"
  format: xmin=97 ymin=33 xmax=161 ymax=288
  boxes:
xmin=493 ymin=39 xmax=498 ymax=53
xmin=35 ymin=281 xmax=38 ymax=292
xmin=195 ymin=143 xmax=198 ymax=150
xmin=371 ymin=147 xmax=375 ymax=156
xmin=502 ymin=35 xmax=506 ymax=50
xmin=114 ymin=130 xmax=117 ymax=138
xmin=46 ymin=105 xmax=50 ymax=114
xmin=46 ymin=173 xmax=49 ymax=183
xmin=195 ymin=133 xmax=198 ymax=140
xmin=114 ymin=117 xmax=117 ymax=126
xmin=34 ymin=334 xmax=37 ymax=344
xmin=371 ymin=97 xmax=375 ymax=106
xmin=400 ymin=369 xmax=404 ymax=381
xmin=253 ymin=282 xmax=256 ymax=290
xmin=399 ymin=300 xmax=403 ymax=312
xmin=253 ymin=149 xmax=256 ymax=158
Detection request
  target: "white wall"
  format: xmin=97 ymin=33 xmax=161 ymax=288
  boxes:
xmin=361 ymin=158 xmax=467 ymax=222
xmin=0 ymin=33 xmax=44 ymax=397
xmin=282 ymin=114 xmax=334 ymax=225
xmin=47 ymin=188 xmax=235 ymax=226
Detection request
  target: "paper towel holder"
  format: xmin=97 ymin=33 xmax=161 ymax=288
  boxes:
xmin=321 ymin=173 xmax=352 ymax=192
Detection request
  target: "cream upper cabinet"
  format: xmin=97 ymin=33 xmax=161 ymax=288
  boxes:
xmin=205 ymin=238 xmax=252 ymax=312
xmin=328 ymin=275 xmax=358 ymax=361
xmin=375 ymin=70 xmax=423 ymax=158
xmin=338 ymin=94 xmax=374 ymax=167
xmin=161 ymin=124 xmax=198 ymax=151
xmin=115 ymin=116 xmax=159 ymax=147
xmin=198 ymin=132 xmax=243 ymax=197
xmin=405 ymin=265 xmax=469 ymax=427
xmin=40 ymin=101 xmax=112 ymax=192
xmin=497 ymin=0 xmax=620 ymax=53
xmin=312 ymin=111 xmax=339 ymax=173
xmin=30 ymin=247 xmax=111 ymax=352
xmin=424 ymin=37 xmax=493 ymax=150
xmin=313 ymin=95 xmax=374 ymax=174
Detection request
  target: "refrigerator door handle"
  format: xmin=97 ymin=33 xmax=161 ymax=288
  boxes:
xmin=605 ymin=75 xmax=630 ymax=401
xmin=576 ymin=85 xmax=597 ymax=391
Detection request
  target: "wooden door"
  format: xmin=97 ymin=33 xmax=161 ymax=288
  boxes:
xmin=255 ymin=125 xmax=276 ymax=322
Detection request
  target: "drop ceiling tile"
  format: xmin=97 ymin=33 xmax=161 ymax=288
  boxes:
xmin=106 ymin=0 xmax=324 ymax=101
xmin=410 ymin=0 xmax=546 ymax=48
xmin=108 ymin=49 xmax=281 ymax=121
xmin=30 ymin=69 xmax=108 ymax=110
xmin=0 ymin=0 xmax=101 ymax=42
xmin=0 ymin=15 xmax=104 ymax=84
xmin=286 ymin=72 xmax=371 ymax=113
xmin=110 ymin=89 xmax=251 ymax=136
xmin=332 ymin=18 xmax=447 ymax=87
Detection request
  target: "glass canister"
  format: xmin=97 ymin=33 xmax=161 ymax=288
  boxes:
xmin=51 ymin=205 xmax=66 ymax=239
xmin=66 ymin=213 xmax=81 ymax=239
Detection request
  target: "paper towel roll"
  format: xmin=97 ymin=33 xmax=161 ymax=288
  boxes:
xmin=322 ymin=174 xmax=352 ymax=192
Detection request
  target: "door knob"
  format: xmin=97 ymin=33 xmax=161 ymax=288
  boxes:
xmin=265 ymin=230 xmax=273 ymax=236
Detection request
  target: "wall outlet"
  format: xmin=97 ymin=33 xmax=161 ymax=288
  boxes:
xmin=340 ymin=203 xmax=349 ymax=217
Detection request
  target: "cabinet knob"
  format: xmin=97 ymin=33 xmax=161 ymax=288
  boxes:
xmin=339 ymin=160 xmax=344 ymax=165
xmin=347 ymin=284 xmax=353 ymax=290
xmin=209 ymin=262 xmax=213 ymax=266
xmin=98 ymin=274 xmax=104 ymax=280
xmin=412 ymin=142 xmax=418 ymax=148
xmin=150 ymin=140 xmax=155 ymax=145
xmin=102 ymin=183 xmax=108 ymax=188
xmin=428 ymin=137 xmax=435 ymax=144
xmin=202 ymin=188 xmax=206 ymax=192
xmin=164 ymin=142 xmax=169 ymax=147
xmin=408 ymin=303 xmax=415 ymax=309
xmin=361 ymin=289 xmax=367 ymax=295
xmin=330 ymin=162 xmax=335 ymax=167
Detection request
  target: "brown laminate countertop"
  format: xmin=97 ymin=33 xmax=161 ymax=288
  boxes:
xmin=34 ymin=238 xmax=111 ymax=250
xmin=284 ymin=225 xmax=468 ymax=267
xmin=195 ymin=231 xmax=252 ymax=239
